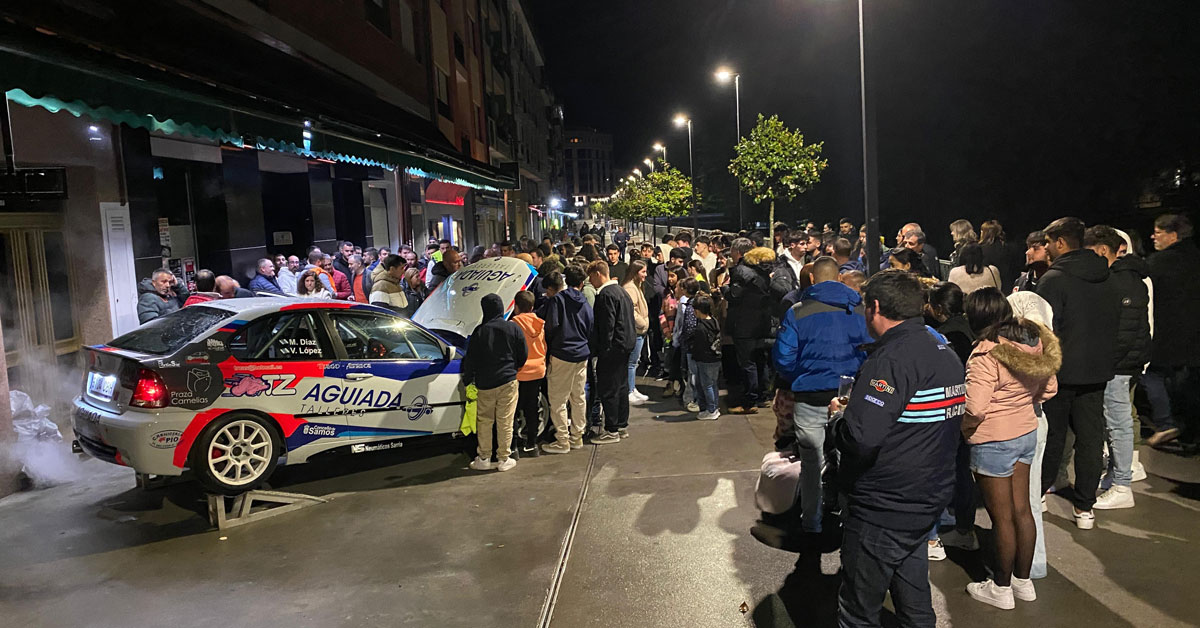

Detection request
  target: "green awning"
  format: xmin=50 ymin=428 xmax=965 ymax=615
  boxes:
xmin=2 ymin=48 xmax=509 ymax=190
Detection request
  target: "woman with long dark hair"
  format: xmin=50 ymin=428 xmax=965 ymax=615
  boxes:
xmin=960 ymin=306 xmax=1060 ymax=610
xmin=949 ymin=243 xmax=1002 ymax=294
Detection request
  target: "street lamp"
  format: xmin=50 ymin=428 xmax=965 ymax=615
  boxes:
xmin=857 ymin=0 xmax=880 ymax=273
xmin=715 ymin=66 xmax=743 ymax=228
xmin=632 ymin=168 xmax=642 ymax=177
xmin=673 ymin=113 xmax=697 ymax=231
xmin=652 ymin=142 xmax=667 ymax=163
xmin=643 ymin=157 xmax=654 ymax=171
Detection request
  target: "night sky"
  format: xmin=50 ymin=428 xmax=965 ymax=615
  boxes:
xmin=528 ymin=0 xmax=1200 ymax=252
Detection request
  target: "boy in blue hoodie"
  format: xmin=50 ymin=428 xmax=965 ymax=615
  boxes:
xmin=772 ymin=256 xmax=873 ymax=533
xmin=541 ymin=265 xmax=594 ymax=454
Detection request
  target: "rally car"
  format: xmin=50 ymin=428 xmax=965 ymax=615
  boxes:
xmin=73 ymin=257 xmax=538 ymax=494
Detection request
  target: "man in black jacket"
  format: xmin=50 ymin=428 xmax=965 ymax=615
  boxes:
xmin=461 ymin=294 xmax=528 ymax=472
xmin=1143 ymin=213 xmax=1200 ymax=449
xmin=1035 ymin=217 xmax=1120 ymax=528
xmin=830 ymin=270 xmax=963 ymax=628
xmin=724 ymin=242 xmax=780 ymax=413
xmin=1085 ymin=226 xmax=1151 ymax=510
xmin=587 ymin=260 xmax=636 ymax=443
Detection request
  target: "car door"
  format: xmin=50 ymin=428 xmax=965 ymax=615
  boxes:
xmin=323 ymin=310 xmax=464 ymax=445
xmin=222 ymin=311 xmax=344 ymax=452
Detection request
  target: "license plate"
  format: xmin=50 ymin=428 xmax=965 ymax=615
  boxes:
xmin=87 ymin=371 xmax=117 ymax=401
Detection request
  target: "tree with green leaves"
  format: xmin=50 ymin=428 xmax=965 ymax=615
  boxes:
xmin=728 ymin=114 xmax=828 ymax=230
xmin=642 ymin=162 xmax=696 ymax=221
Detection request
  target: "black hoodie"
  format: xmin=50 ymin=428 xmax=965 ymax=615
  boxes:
xmin=1035 ymin=248 xmax=1120 ymax=385
xmin=1109 ymin=255 xmax=1152 ymax=375
xmin=461 ymin=294 xmax=528 ymax=390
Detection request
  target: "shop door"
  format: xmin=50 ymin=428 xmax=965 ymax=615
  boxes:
xmin=0 ymin=213 xmax=81 ymax=408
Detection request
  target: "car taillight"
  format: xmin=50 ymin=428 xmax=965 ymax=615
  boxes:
xmin=130 ymin=369 xmax=169 ymax=408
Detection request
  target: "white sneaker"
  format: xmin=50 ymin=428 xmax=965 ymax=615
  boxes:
xmin=469 ymin=456 xmax=495 ymax=471
xmin=632 ymin=389 xmax=650 ymax=402
xmin=1131 ymin=451 xmax=1147 ymax=482
xmin=927 ymin=539 xmax=946 ymax=561
xmin=1011 ymin=576 xmax=1037 ymax=602
xmin=967 ymin=579 xmax=1015 ymax=610
xmin=628 ymin=392 xmax=646 ymax=406
xmin=685 ymin=402 xmax=700 ymax=413
xmin=939 ymin=528 xmax=980 ymax=551
xmin=697 ymin=410 xmax=718 ymax=421
xmin=1074 ymin=508 xmax=1095 ymax=530
xmin=495 ymin=458 xmax=517 ymax=472
xmin=1094 ymin=485 xmax=1135 ymax=510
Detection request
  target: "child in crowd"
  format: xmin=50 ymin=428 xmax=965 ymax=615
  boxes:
xmin=461 ymin=294 xmax=528 ymax=472
xmin=511 ymin=290 xmax=548 ymax=457
xmin=674 ymin=278 xmax=701 ymax=413
xmin=689 ymin=294 xmax=722 ymax=420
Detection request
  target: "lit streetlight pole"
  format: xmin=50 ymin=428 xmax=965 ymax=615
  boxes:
xmin=673 ymin=113 xmax=697 ymax=232
xmin=652 ymin=142 xmax=667 ymax=164
xmin=715 ymin=67 xmax=743 ymax=229
xmin=857 ymin=0 xmax=880 ymax=273
xmin=643 ymin=157 xmax=654 ymax=172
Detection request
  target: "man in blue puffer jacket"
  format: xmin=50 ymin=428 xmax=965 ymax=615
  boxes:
xmin=771 ymin=256 xmax=872 ymax=533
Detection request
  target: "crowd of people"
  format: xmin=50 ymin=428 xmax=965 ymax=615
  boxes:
xmin=133 ymin=209 xmax=1200 ymax=625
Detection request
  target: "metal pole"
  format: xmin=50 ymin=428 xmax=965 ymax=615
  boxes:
xmin=735 ymin=74 xmax=743 ymax=230
xmin=688 ymin=120 xmax=697 ymax=232
xmin=858 ymin=0 xmax=880 ymax=274
xmin=1 ymin=95 xmax=16 ymax=174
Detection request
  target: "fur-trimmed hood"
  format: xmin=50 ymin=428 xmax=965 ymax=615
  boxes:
xmin=971 ymin=321 xmax=1061 ymax=378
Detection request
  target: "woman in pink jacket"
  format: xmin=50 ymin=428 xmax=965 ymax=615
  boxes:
xmin=962 ymin=315 xmax=1060 ymax=610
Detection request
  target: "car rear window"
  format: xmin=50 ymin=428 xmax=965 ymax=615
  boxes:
xmin=108 ymin=307 xmax=231 ymax=355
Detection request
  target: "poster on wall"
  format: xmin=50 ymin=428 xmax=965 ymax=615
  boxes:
xmin=169 ymin=257 xmax=197 ymax=291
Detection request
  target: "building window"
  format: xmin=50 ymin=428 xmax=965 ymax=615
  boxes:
xmin=398 ymin=1 xmax=417 ymax=57
xmin=454 ymin=35 xmax=466 ymax=65
xmin=436 ymin=70 xmax=452 ymax=119
xmin=364 ymin=0 xmax=391 ymax=37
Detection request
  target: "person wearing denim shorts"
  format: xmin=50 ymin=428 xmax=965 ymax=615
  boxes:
xmin=962 ymin=315 xmax=1061 ymax=610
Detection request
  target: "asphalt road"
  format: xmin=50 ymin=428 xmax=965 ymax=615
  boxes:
xmin=1 ymin=380 xmax=1198 ymax=628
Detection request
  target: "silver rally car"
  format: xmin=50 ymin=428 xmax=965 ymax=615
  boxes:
xmin=73 ymin=257 xmax=537 ymax=494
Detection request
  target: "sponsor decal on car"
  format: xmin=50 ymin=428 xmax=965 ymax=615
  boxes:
xmin=453 ymin=269 xmax=516 ymax=282
xmin=460 ymin=283 xmax=480 ymax=295
xmin=398 ymin=395 xmax=433 ymax=421
xmin=206 ymin=338 xmax=225 ymax=351
xmin=149 ymin=430 xmax=182 ymax=449
xmin=300 ymin=424 xmax=337 ymax=437
xmin=223 ymin=373 xmax=298 ymax=397
xmin=351 ymin=440 xmax=405 ymax=454
xmin=301 ymin=383 xmax=401 ymax=408
xmin=185 ymin=352 xmax=210 ymax=364
xmin=157 ymin=359 xmax=180 ymax=368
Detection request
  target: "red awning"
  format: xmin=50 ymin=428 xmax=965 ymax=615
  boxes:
xmin=426 ymin=180 xmax=468 ymax=206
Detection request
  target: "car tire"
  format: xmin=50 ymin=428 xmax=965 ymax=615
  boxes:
xmin=189 ymin=412 xmax=282 ymax=495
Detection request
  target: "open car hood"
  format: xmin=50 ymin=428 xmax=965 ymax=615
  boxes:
xmin=412 ymin=256 xmax=537 ymax=345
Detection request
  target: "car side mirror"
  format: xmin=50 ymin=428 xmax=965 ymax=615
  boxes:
xmin=444 ymin=345 xmax=457 ymax=361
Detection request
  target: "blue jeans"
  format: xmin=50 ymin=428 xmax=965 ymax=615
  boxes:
xmin=793 ymin=401 xmax=828 ymax=533
xmin=683 ymin=353 xmax=695 ymax=405
xmin=1103 ymin=374 xmax=1134 ymax=486
xmin=693 ymin=360 xmax=720 ymax=414
xmin=839 ymin=517 xmax=936 ymax=628
xmin=627 ymin=335 xmax=646 ymax=392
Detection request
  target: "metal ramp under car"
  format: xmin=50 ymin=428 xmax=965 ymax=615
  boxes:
xmin=207 ymin=490 xmax=327 ymax=530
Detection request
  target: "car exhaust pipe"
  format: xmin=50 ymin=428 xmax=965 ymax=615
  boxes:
xmin=71 ymin=439 xmax=83 ymax=454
